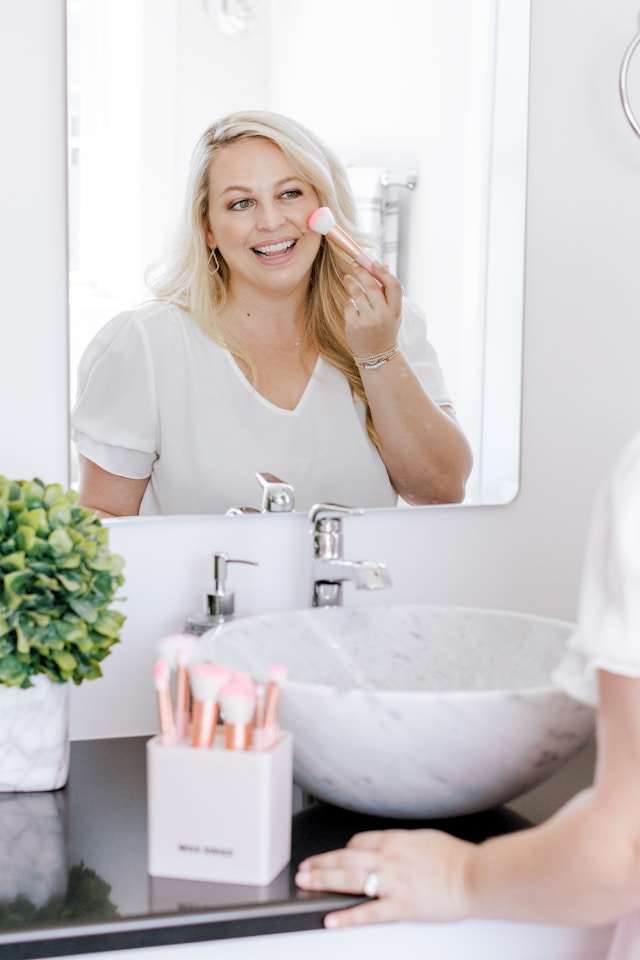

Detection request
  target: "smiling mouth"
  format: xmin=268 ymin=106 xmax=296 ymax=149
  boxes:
xmin=252 ymin=240 xmax=296 ymax=258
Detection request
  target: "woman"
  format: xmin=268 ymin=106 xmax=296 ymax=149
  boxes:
xmin=295 ymin=430 xmax=640 ymax=958
xmin=71 ymin=110 xmax=472 ymax=516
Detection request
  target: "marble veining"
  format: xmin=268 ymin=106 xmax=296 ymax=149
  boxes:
xmin=208 ymin=606 xmax=596 ymax=818
xmin=0 ymin=676 xmax=70 ymax=792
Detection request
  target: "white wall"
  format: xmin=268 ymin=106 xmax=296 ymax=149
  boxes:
xmin=3 ymin=0 xmax=640 ymax=731
xmin=0 ymin=0 xmax=69 ymax=482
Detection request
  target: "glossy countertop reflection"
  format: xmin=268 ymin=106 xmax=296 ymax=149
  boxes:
xmin=0 ymin=736 xmax=596 ymax=959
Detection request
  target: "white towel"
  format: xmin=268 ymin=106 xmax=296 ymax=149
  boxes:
xmin=347 ymin=165 xmax=399 ymax=275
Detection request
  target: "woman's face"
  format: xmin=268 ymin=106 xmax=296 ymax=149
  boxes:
xmin=204 ymin=137 xmax=322 ymax=296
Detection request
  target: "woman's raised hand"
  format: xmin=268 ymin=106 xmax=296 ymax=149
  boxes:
xmin=343 ymin=261 xmax=403 ymax=359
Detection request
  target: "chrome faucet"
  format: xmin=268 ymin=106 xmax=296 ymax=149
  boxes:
xmin=227 ymin=472 xmax=295 ymax=515
xmin=309 ymin=503 xmax=393 ymax=608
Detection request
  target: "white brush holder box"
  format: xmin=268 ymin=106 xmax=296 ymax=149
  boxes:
xmin=146 ymin=731 xmax=293 ymax=885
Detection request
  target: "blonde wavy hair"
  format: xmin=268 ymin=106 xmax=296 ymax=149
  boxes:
xmin=146 ymin=110 xmax=379 ymax=444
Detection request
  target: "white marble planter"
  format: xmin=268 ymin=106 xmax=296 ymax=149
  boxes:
xmin=0 ymin=676 xmax=70 ymax=792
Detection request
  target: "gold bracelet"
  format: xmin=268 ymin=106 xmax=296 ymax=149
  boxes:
xmin=353 ymin=343 xmax=401 ymax=370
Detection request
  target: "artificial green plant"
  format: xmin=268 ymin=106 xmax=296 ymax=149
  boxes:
xmin=0 ymin=476 xmax=125 ymax=688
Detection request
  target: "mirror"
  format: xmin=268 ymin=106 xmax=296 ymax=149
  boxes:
xmin=66 ymin=0 xmax=530 ymax=511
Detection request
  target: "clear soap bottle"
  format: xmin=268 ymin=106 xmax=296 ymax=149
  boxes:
xmin=183 ymin=552 xmax=257 ymax=636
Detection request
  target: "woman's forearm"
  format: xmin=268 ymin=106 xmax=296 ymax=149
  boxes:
xmin=362 ymin=355 xmax=473 ymax=504
xmin=461 ymin=788 xmax=640 ymax=925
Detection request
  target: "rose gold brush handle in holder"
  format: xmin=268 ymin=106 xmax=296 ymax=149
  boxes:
xmin=146 ymin=731 xmax=293 ymax=885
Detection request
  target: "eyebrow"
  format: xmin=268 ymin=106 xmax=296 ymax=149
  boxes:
xmin=219 ymin=176 xmax=305 ymax=196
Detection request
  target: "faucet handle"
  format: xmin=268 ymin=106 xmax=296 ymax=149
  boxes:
xmin=309 ymin=503 xmax=364 ymax=561
xmin=256 ymin=472 xmax=295 ymax=512
xmin=308 ymin=502 xmax=363 ymax=530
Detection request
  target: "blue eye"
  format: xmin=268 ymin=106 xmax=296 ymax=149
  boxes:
xmin=281 ymin=189 xmax=302 ymax=199
xmin=229 ymin=198 xmax=253 ymax=211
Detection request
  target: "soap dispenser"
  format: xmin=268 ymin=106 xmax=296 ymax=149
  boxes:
xmin=183 ymin=552 xmax=258 ymax=636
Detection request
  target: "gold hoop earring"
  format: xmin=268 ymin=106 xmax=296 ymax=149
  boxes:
xmin=208 ymin=247 xmax=220 ymax=276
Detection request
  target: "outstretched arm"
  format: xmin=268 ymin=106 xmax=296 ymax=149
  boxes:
xmin=296 ymin=669 xmax=640 ymax=929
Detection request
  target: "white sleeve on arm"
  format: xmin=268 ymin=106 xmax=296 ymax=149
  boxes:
xmin=70 ymin=311 xmax=158 ymax=479
xmin=553 ymin=431 xmax=640 ymax=706
xmin=399 ymin=299 xmax=454 ymax=407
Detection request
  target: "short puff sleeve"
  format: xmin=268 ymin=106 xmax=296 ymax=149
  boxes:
xmin=553 ymin=431 xmax=640 ymax=706
xmin=399 ymin=299 xmax=453 ymax=407
xmin=71 ymin=311 xmax=158 ymax=479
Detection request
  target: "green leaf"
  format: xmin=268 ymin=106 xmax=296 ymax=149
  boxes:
xmin=0 ymin=654 xmax=31 ymax=687
xmin=20 ymin=507 xmax=48 ymax=533
xmin=0 ymin=551 xmax=26 ymax=572
xmin=92 ymin=609 xmax=126 ymax=638
xmin=53 ymin=618 xmax=89 ymax=645
xmin=48 ymin=528 xmax=74 ymax=555
xmin=55 ymin=554 xmax=81 ymax=570
xmin=43 ymin=484 xmax=66 ymax=508
xmin=67 ymin=597 xmax=99 ymax=622
xmin=47 ymin=500 xmax=73 ymax=529
xmin=22 ymin=480 xmax=46 ymax=507
xmin=56 ymin=571 xmax=82 ymax=592
xmin=3 ymin=570 xmax=35 ymax=610
xmin=16 ymin=525 xmax=37 ymax=552
xmin=52 ymin=649 xmax=78 ymax=678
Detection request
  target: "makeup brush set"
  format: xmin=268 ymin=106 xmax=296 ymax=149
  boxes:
xmin=146 ymin=634 xmax=293 ymax=885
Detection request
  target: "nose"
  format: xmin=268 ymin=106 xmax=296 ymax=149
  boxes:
xmin=255 ymin=199 xmax=286 ymax=231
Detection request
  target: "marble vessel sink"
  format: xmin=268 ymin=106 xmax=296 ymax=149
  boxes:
xmin=207 ymin=605 xmax=595 ymax=818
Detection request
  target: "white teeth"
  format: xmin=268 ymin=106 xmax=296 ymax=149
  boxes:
xmin=254 ymin=240 xmax=295 ymax=255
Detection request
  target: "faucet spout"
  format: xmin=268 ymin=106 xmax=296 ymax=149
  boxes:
xmin=313 ymin=558 xmax=392 ymax=591
xmin=309 ymin=503 xmax=393 ymax=608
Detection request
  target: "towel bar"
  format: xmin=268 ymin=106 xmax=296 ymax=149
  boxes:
xmin=619 ymin=13 xmax=640 ymax=138
xmin=380 ymin=170 xmax=419 ymax=190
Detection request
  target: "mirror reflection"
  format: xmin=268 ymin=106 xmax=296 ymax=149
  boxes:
xmin=67 ymin=0 xmax=530 ymax=514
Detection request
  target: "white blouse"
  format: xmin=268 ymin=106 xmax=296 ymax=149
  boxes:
xmin=70 ymin=299 xmax=452 ymax=515
xmin=553 ymin=430 xmax=640 ymax=706
xmin=553 ymin=430 xmax=640 ymax=960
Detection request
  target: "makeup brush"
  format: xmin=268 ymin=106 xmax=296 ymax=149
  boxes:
xmin=262 ymin=663 xmax=287 ymax=750
xmin=157 ymin=633 xmax=206 ymax=669
xmin=154 ymin=657 xmax=178 ymax=745
xmin=253 ymin=681 xmax=268 ymax=752
xmin=189 ymin=663 xmax=232 ymax=748
xmin=308 ymin=207 xmax=375 ymax=273
xmin=174 ymin=649 xmax=191 ymax=740
xmin=157 ymin=633 xmax=206 ymax=740
xmin=220 ymin=672 xmax=256 ymax=751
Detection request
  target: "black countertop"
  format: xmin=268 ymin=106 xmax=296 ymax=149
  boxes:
xmin=0 ymin=736 xmax=596 ymax=959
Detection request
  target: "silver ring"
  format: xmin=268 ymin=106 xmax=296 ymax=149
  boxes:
xmin=363 ymin=871 xmax=379 ymax=898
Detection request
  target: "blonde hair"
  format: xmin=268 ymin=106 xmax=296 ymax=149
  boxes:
xmin=146 ymin=110 xmax=378 ymax=442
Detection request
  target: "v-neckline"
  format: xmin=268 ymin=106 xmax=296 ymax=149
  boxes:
xmin=224 ymin=350 xmax=323 ymax=414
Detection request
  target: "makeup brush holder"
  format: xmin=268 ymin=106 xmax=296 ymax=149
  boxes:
xmin=146 ymin=731 xmax=293 ymax=885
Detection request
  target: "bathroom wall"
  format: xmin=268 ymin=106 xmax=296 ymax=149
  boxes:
xmin=0 ymin=0 xmax=69 ymax=483
xmin=3 ymin=0 xmax=640 ymax=726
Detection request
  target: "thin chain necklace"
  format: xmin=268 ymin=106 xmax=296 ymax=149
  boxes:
xmin=231 ymin=305 xmax=303 ymax=352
